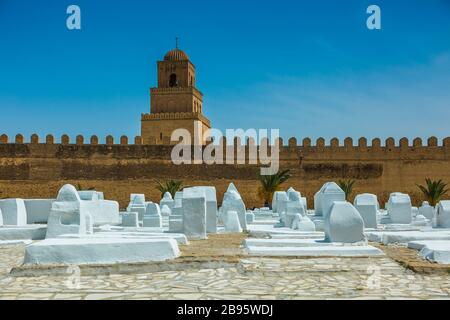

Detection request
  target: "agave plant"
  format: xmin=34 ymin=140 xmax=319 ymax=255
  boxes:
xmin=257 ymin=169 xmax=291 ymax=208
xmin=416 ymin=178 xmax=449 ymax=206
xmin=338 ymin=179 xmax=356 ymax=201
xmin=155 ymin=179 xmax=184 ymax=199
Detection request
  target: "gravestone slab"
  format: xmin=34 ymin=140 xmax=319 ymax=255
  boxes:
xmin=324 ymin=201 xmax=365 ymax=243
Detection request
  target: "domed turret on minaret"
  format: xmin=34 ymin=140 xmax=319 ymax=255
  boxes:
xmin=141 ymin=41 xmax=211 ymax=145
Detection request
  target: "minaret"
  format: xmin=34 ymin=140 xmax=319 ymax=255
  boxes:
xmin=141 ymin=43 xmax=211 ymax=145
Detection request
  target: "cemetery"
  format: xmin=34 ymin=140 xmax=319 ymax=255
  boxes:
xmin=1 ymin=178 xmax=449 ymax=299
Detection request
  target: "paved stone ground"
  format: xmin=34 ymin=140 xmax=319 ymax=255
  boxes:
xmin=0 ymin=244 xmax=449 ymax=300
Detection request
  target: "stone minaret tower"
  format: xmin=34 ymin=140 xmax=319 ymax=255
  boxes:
xmin=141 ymin=45 xmax=211 ymax=144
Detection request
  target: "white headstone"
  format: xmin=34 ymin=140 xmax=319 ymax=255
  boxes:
xmin=272 ymin=191 xmax=287 ymax=213
xmin=24 ymin=199 xmax=54 ymax=224
xmin=174 ymin=191 xmax=183 ymax=207
xmin=0 ymin=199 xmax=27 ymax=226
xmin=291 ymin=214 xmax=316 ymax=231
xmin=354 ymin=193 xmax=379 ymax=229
xmin=387 ymin=193 xmax=412 ymax=224
xmin=419 ymin=201 xmax=435 ymax=220
xmin=222 ymin=188 xmax=247 ymax=231
xmin=314 ymin=190 xmax=321 ymax=216
xmin=161 ymin=204 xmax=172 ymax=216
xmin=412 ymin=214 xmax=429 ymax=226
xmin=314 ymin=182 xmax=345 ymax=218
xmin=187 ymin=186 xmax=218 ymax=233
xmin=287 ymin=187 xmax=301 ymax=201
xmin=227 ymin=183 xmax=239 ymax=193
xmin=143 ymin=203 xmax=162 ymax=227
xmin=182 ymin=189 xmax=207 ymax=239
xmin=436 ymin=200 xmax=450 ymax=228
xmin=324 ymin=201 xmax=365 ymax=243
xmin=78 ymin=191 xmax=99 ymax=201
xmin=127 ymin=194 xmax=146 ymax=220
xmin=130 ymin=194 xmax=145 ymax=204
xmin=246 ymin=212 xmax=255 ymax=224
xmin=224 ymin=211 xmax=243 ymax=233
xmin=0 ymin=208 xmax=3 ymax=226
xmin=160 ymin=192 xmax=175 ymax=210
xmin=275 ymin=192 xmax=289 ymax=214
xmin=46 ymin=184 xmax=94 ymax=238
xmin=122 ymin=212 xmax=139 ymax=227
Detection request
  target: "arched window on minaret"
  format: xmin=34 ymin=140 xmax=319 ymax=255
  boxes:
xmin=169 ymin=73 xmax=177 ymax=87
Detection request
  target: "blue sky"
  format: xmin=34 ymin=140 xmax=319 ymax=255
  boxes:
xmin=0 ymin=0 xmax=450 ymax=143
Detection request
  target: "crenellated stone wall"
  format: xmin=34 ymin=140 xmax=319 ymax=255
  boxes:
xmin=1 ymin=133 xmax=450 ymax=209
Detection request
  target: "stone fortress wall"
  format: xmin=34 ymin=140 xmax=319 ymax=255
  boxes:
xmin=1 ymin=133 xmax=450 ymax=209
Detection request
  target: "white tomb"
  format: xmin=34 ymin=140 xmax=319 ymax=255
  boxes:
xmin=143 ymin=203 xmax=162 ymax=228
xmin=46 ymin=184 xmax=94 ymax=238
xmin=324 ymin=201 xmax=365 ymax=243
xmin=127 ymin=194 xmax=147 ymax=220
xmin=24 ymin=199 xmax=54 ymax=224
xmin=287 ymin=187 xmax=301 ymax=202
xmin=272 ymin=191 xmax=287 ymax=213
xmin=0 ymin=208 xmax=3 ymax=226
xmin=161 ymin=204 xmax=172 ymax=216
xmin=24 ymin=238 xmax=180 ymax=265
xmin=221 ymin=183 xmax=247 ymax=231
xmin=174 ymin=191 xmax=183 ymax=207
xmin=182 ymin=188 xmax=207 ymax=239
xmin=246 ymin=211 xmax=255 ymax=224
xmin=168 ymin=201 xmax=183 ymax=233
xmin=78 ymin=190 xmax=101 ymax=201
xmin=407 ymin=240 xmax=450 ymax=264
xmin=419 ymin=201 xmax=435 ymax=220
xmin=160 ymin=192 xmax=175 ymax=210
xmin=386 ymin=193 xmax=412 ymax=224
xmin=227 ymin=183 xmax=239 ymax=193
xmin=188 ymin=186 xmax=218 ymax=233
xmin=411 ymin=214 xmax=429 ymax=226
xmin=71 ymin=189 xmax=119 ymax=226
xmin=314 ymin=182 xmax=345 ymax=218
xmin=224 ymin=211 xmax=243 ymax=233
xmin=436 ymin=200 xmax=450 ymax=228
xmin=121 ymin=212 xmax=139 ymax=227
xmin=291 ymin=214 xmax=316 ymax=231
xmin=353 ymin=193 xmax=379 ymax=229
xmin=275 ymin=193 xmax=289 ymax=215
xmin=0 ymin=199 xmax=27 ymax=226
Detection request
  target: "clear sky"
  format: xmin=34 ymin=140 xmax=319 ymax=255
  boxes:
xmin=1 ymin=0 xmax=449 ymax=143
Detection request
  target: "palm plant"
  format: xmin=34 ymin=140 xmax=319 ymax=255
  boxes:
xmin=416 ymin=178 xmax=449 ymax=206
xmin=257 ymin=169 xmax=291 ymax=207
xmin=75 ymin=183 xmax=95 ymax=191
xmin=338 ymin=179 xmax=356 ymax=201
xmin=155 ymin=179 xmax=184 ymax=199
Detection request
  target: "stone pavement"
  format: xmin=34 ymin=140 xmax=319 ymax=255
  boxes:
xmin=0 ymin=244 xmax=449 ymax=300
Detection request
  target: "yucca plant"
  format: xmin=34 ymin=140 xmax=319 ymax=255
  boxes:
xmin=155 ymin=179 xmax=184 ymax=199
xmin=416 ymin=178 xmax=449 ymax=206
xmin=257 ymin=169 xmax=291 ymax=207
xmin=338 ymin=179 xmax=356 ymax=201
